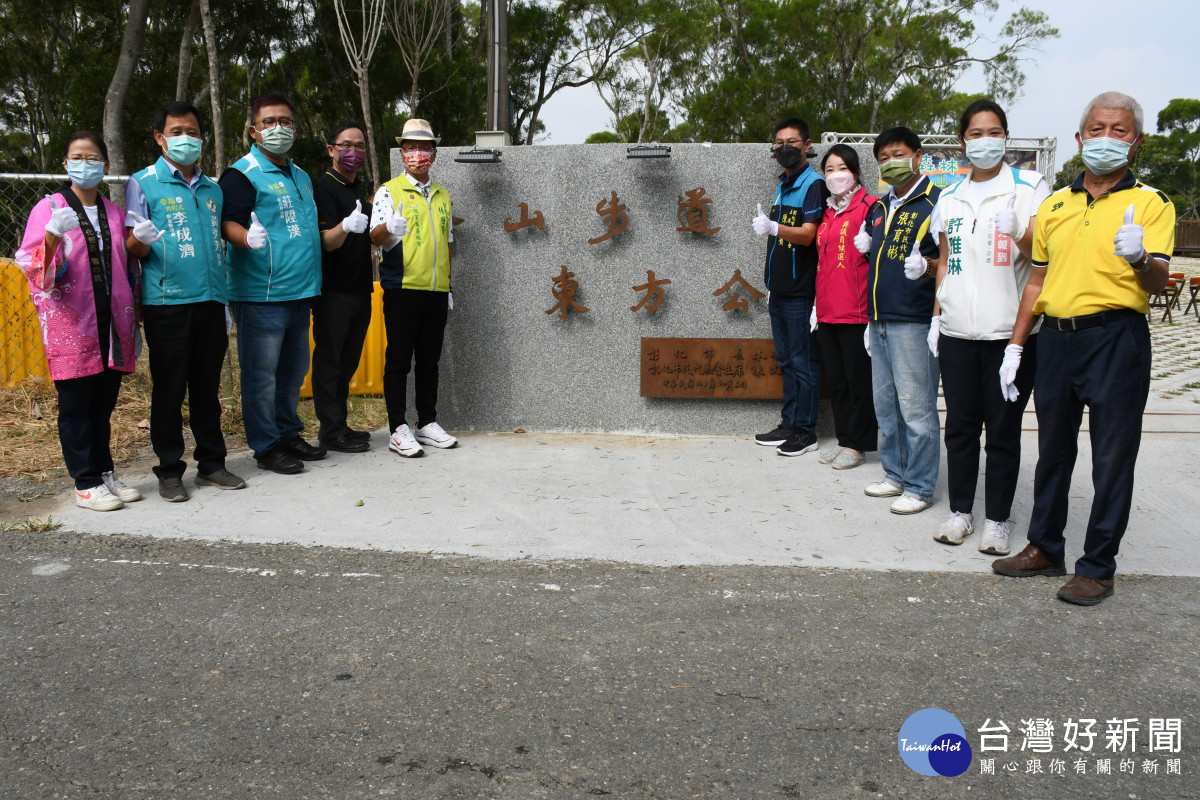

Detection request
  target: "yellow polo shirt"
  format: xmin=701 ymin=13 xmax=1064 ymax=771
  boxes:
xmin=1032 ymin=171 xmax=1176 ymax=317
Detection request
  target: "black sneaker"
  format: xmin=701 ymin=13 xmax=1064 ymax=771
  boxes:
xmin=776 ymin=431 xmax=818 ymax=457
xmin=321 ymin=432 xmax=370 ymax=453
xmin=754 ymin=426 xmax=793 ymax=447
xmin=345 ymin=428 xmax=372 ymax=442
xmin=158 ymin=477 xmax=189 ymax=502
xmin=195 ymin=468 xmax=247 ymax=490
xmin=280 ymin=435 xmax=327 ymax=461
xmin=256 ymin=448 xmax=305 ymax=475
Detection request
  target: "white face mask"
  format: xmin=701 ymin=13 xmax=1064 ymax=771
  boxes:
xmin=964 ymin=137 xmax=1006 ymax=170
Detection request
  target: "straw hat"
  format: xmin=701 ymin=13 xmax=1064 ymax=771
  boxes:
xmin=395 ymin=119 xmax=440 ymax=145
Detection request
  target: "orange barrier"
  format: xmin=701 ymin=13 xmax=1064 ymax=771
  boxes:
xmin=0 ymin=258 xmax=50 ymax=387
xmin=300 ymin=282 xmax=386 ymax=398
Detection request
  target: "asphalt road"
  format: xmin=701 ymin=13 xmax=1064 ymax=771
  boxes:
xmin=2 ymin=531 xmax=1197 ymax=799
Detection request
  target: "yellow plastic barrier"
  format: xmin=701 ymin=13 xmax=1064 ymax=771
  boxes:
xmin=1 ymin=258 xmax=51 ymax=387
xmin=300 ymin=282 xmax=386 ymax=398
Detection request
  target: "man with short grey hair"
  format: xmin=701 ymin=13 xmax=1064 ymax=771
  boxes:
xmin=991 ymin=91 xmax=1175 ymax=605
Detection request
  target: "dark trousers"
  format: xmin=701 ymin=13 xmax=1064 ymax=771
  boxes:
xmin=817 ymin=322 xmax=877 ymax=452
xmin=382 ymin=288 xmax=448 ymax=431
xmin=768 ymin=293 xmax=821 ymax=434
xmin=55 ymin=368 xmax=124 ymax=490
xmin=939 ymin=333 xmax=1037 ymax=520
xmin=1026 ymin=313 xmax=1150 ymax=580
xmin=143 ymin=301 xmax=229 ymax=479
xmin=312 ymin=291 xmax=372 ymax=439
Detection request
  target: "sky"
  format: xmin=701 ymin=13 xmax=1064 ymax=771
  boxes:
xmin=535 ymin=0 xmax=1198 ymax=172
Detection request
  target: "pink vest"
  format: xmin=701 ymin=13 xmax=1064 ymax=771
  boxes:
xmin=16 ymin=193 xmax=138 ymax=380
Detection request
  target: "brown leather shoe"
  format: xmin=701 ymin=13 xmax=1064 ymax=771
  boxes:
xmin=991 ymin=543 xmax=1066 ymax=577
xmin=1057 ymin=575 xmax=1115 ymax=606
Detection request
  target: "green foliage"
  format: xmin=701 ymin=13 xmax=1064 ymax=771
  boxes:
xmin=585 ymin=130 xmax=622 ymax=143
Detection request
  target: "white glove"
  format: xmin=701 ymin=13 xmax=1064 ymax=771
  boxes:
xmin=128 ymin=212 xmax=164 ymax=245
xmin=927 ymin=316 xmax=940 ymax=357
xmin=1113 ymin=204 xmax=1145 ymax=263
xmin=244 ymin=211 xmax=267 ymax=250
xmin=863 ymin=323 xmax=872 ymax=357
xmin=853 ymin=221 xmax=871 ymax=254
xmin=342 ymin=200 xmax=369 ymax=234
xmin=995 ymin=195 xmax=1019 ymax=238
xmin=448 ymin=292 xmax=454 ymax=310
xmin=809 ymin=304 xmax=817 ymax=333
xmin=386 ymin=208 xmax=409 ymax=237
xmin=44 ymin=198 xmax=79 ymax=238
xmin=752 ymin=203 xmax=779 ymax=237
xmin=903 ymin=241 xmax=928 ymax=280
xmin=999 ymin=343 xmax=1023 ymax=402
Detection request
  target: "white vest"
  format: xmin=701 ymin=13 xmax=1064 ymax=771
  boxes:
xmin=935 ymin=165 xmax=1046 ymax=340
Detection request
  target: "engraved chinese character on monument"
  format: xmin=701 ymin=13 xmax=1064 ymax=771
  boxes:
xmin=640 ymin=338 xmax=781 ymax=398
xmin=545 ymin=265 xmax=589 ymax=320
xmin=588 ymin=191 xmax=630 ymax=245
xmin=712 ymin=269 xmax=766 ymax=312
xmin=676 ymin=187 xmax=721 ymax=236
xmin=630 ymin=269 xmax=671 ymax=314
xmin=503 ymin=202 xmax=545 ymax=232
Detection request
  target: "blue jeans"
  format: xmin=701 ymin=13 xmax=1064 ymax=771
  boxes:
xmin=768 ymin=293 xmax=820 ymax=434
xmin=230 ymin=300 xmax=312 ymax=459
xmin=870 ymin=320 xmax=940 ymax=501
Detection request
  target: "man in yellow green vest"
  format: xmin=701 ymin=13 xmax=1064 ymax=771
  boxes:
xmin=369 ymin=119 xmax=456 ymax=458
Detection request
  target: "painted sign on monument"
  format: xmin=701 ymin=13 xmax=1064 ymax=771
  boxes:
xmin=405 ymin=142 xmax=880 ymax=435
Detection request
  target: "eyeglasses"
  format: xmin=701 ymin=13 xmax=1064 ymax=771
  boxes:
xmin=400 ymin=142 xmax=435 ymax=152
xmin=257 ymin=117 xmax=296 ymax=129
xmin=773 ymin=138 xmax=803 ymax=148
xmin=333 ymin=142 xmax=367 ymax=151
xmin=66 ymin=155 xmax=105 ymax=164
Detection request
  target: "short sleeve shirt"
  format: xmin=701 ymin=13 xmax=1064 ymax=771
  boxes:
xmin=314 ymin=170 xmax=373 ymax=295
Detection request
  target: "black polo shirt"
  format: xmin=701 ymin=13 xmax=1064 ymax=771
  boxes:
xmin=313 ymin=169 xmax=374 ymax=295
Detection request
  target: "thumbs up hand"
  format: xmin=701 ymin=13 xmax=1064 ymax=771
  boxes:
xmin=128 ymin=212 xmax=164 ymax=245
xmin=903 ymin=239 xmax=928 ymax=280
xmin=385 ymin=207 xmax=409 ymax=237
xmin=244 ymin=211 xmax=267 ymax=250
xmin=995 ymin=195 xmax=1019 ymax=238
xmin=853 ymin=221 xmax=872 ymax=254
xmin=752 ymin=203 xmax=779 ymax=237
xmin=44 ymin=197 xmax=79 ymax=238
xmin=1113 ymin=204 xmax=1145 ymax=263
xmin=342 ymin=200 xmax=369 ymax=234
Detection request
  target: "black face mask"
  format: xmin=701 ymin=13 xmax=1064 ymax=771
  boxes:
xmin=772 ymin=144 xmax=805 ymax=170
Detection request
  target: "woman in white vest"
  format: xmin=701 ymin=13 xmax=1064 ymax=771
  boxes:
xmin=930 ymin=99 xmax=1050 ymax=556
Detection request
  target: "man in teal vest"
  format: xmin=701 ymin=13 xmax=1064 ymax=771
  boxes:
xmin=219 ymin=92 xmax=325 ymax=475
xmin=369 ymin=118 xmax=457 ymax=459
xmin=126 ymin=100 xmax=245 ymax=502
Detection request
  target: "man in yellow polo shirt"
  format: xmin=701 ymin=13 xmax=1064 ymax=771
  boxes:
xmin=990 ymin=91 xmax=1175 ymax=606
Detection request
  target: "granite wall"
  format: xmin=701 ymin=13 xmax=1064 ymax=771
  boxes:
xmin=391 ymin=142 xmax=881 ymax=435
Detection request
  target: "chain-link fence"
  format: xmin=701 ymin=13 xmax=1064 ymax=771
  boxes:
xmin=0 ymin=174 xmax=129 ymax=386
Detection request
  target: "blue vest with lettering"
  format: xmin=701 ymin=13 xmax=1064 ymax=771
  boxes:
xmin=226 ymin=144 xmax=322 ymax=302
xmin=130 ymin=157 xmax=226 ymax=305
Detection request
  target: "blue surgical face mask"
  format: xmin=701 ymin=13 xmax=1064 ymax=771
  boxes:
xmin=1080 ymin=136 xmax=1133 ymax=175
xmin=259 ymin=124 xmax=294 ymax=155
xmin=67 ymin=160 xmax=105 ymax=190
xmin=164 ymin=134 xmax=203 ymax=166
xmin=964 ymin=137 xmax=1006 ymax=170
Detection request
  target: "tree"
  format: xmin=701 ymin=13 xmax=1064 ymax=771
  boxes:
xmin=334 ymin=0 xmax=388 ymax=185
xmin=1141 ymin=98 xmax=1200 ymax=219
xmin=103 ymin=0 xmax=151 ymax=200
xmin=386 ymin=0 xmax=454 ymax=114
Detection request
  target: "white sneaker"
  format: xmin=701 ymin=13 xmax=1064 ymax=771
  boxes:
xmin=934 ymin=511 xmax=974 ymax=545
xmin=864 ymin=478 xmax=903 ymax=497
xmin=76 ymin=484 xmax=124 ymax=511
xmin=980 ymin=519 xmax=1012 ymax=555
xmin=102 ymin=470 xmax=142 ymax=503
xmin=388 ymin=424 xmax=425 ymax=458
xmin=890 ymin=495 xmax=933 ymax=515
xmin=415 ymin=421 xmax=458 ymax=449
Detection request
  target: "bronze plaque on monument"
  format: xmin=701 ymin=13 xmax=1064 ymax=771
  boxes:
xmin=640 ymin=337 xmax=782 ymax=399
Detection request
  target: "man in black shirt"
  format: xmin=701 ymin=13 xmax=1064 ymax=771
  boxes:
xmin=312 ymin=123 xmax=375 ymax=452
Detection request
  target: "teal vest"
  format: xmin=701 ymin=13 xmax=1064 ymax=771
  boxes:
xmin=226 ymin=144 xmax=322 ymax=302
xmin=131 ymin=157 xmax=226 ymax=305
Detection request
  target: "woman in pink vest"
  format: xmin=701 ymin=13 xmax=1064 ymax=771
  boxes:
xmin=15 ymin=131 xmax=141 ymax=511
xmin=812 ymin=144 xmax=880 ymax=470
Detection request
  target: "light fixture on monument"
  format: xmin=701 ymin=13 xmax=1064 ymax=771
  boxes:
xmin=627 ymin=145 xmax=671 ymax=160
xmin=453 ymin=148 xmax=502 ymax=164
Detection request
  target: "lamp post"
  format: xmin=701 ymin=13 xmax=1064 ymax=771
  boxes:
xmin=485 ymin=0 xmax=508 ymax=136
